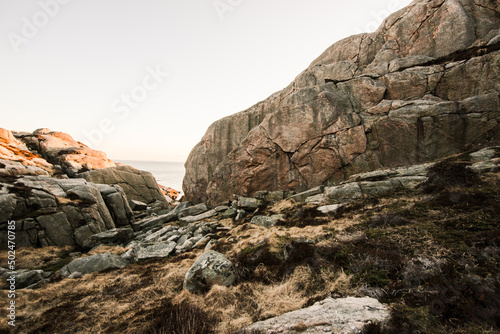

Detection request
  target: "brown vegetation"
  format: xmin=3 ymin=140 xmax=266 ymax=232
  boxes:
xmin=1 ymin=163 xmax=499 ymax=333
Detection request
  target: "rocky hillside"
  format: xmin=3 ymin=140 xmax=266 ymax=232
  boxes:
xmin=1 ymin=147 xmax=498 ymax=333
xmin=183 ymin=0 xmax=500 ymax=205
xmin=0 ymin=128 xmax=174 ymax=249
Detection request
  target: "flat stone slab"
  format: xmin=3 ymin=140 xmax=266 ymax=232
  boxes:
xmin=317 ymin=204 xmax=343 ymax=214
xmin=179 ymin=209 xmax=217 ymax=224
xmin=288 ymin=186 xmax=324 ymax=202
xmin=133 ymin=211 xmax=178 ymax=231
xmin=136 ymin=241 xmax=177 ymax=261
xmin=60 ymin=252 xmax=128 ymax=277
xmin=82 ymin=227 xmax=134 ymax=249
xmin=247 ymin=297 xmax=389 ymax=334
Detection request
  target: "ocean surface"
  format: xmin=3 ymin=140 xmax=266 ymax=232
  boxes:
xmin=118 ymin=160 xmax=185 ymax=194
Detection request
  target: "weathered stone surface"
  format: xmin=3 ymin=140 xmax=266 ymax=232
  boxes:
xmin=220 ymin=208 xmax=237 ymax=219
xmin=237 ymin=197 xmax=264 ymax=210
xmin=214 ymin=205 xmax=230 ymax=212
xmin=136 ymin=241 xmax=177 ymax=261
xmin=246 ymin=297 xmax=389 ymax=333
xmin=29 ymin=129 xmax=116 ymax=176
xmin=60 ymin=252 xmax=128 ymax=277
xmin=305 ymin=193 xmax=325 ymax=205
xmin=288 ymin=186 xmax=325 ymax=202
xmin=0 ymin=176 xmax=128 ymax=249
xmin=79 ymin=165 xmax=168 ymax=208
xmin=123 ymin=221 xmax=223 ymax=262
xmin=317 ymin=204 xmax=343 ymax=214
xmin=250 ymin=214 xmax=285 ymax=228
xmin=101 ymin=186 xmax=134 ymax=227
xmin=255 ymin=190 xmax=295 ymax=203
xmin=0 ymin=129 xmax=55 ymax=176
xmin=184 ymin=0 xmax=500 ymax=205
xmin=14 ymin=270 xmax=46 ymax=289
xmin=143 ymin=225 xmax=177 ymax=242
xmin=82 ymin=227 xmax=134 ymax=249
xmin=0 ymin=128 xmax=178 ymax=249
xmin=183 ymin=250 xmax=236 ymax=293
xmin=179 ymin=209 xmax=217 ymax=224
xmin=0 ymin=194 xmax=17 ymax=222
xmin=131 ymin=211 xmax=178 ymax=232
xmin=36 ymin=212 xmax=75 ymax=246
xmin=325 ymin=183 xmax=363 ymax=203
xmin=74 ymin=225 xmax=94 ymax=247
xmin=179 ymin=203 xmax=208 ymax=217
xmin=129 ymin=199 xmax=148 ymax=211
xmin=0 ymin=174 xmax=137 ymax=250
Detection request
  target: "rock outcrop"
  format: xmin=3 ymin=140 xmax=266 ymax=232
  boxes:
xmin=60 ymin=252 xmax=128 ymax=278
xmin=0 ymin=176 xmax=129 ymax=248
xmin=78 ymin=165 xmax=168 ymax=207
xmin=183 ymin=0 xmax=500 ymax=205
xmin=246 ymin=297 xmax=389 ymax=334
xmin=0 ymin=128 xmax=173 ymax=249
xmin=10 ymin=128 xmax=116 ymax=177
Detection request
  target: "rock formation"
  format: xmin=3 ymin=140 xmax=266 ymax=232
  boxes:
xmin=183 ymin=0 xmax=500 ymax=205
xmin=0 ymin=128 xmax=172 ymax=249
xmin=246 ymin=297 xmax=389 ymax=333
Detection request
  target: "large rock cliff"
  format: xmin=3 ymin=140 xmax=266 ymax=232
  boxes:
xmin=183 ymin=0 xmax=500 ymax=205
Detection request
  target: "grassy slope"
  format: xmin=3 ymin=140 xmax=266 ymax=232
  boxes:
xmin=0 ymin=162 xmax=499 ymax=334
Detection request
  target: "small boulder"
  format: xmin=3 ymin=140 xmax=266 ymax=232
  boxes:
xmin=317 ymin=204 xmax=343 ymax=214
xmin=237 ymin=196 xmax=264 ymax=210
xmin=220 ymin=208 xmax=237 ymax=219
xmin=60 ymin=252 xmax=128 ymax=277
xmin=183 ymin=250 xmax=236 ymax=293
xmin=15 ymin=270 xmax=45 ymax=289
xmin=250 ymin=214 xmax=285 ymax=228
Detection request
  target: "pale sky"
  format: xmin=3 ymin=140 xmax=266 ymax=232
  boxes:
xmin=0 ymin=0 xmax=412 ymax=162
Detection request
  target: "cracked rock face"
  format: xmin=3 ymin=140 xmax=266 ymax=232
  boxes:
xmin=183 ymin=0 xmax=500 ymax=205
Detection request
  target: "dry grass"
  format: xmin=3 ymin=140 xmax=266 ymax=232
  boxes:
xmin=4 ymin=252 xmax=199 ymax=334
xmin=171 ymin=265 xmax=350 ymax=333
xmin=0 ymin=245 xmax=77 ymax=270
xmin=269 ymin=198 xmax=296 ymax=214
xmin=2 ymin=166 xmax=498 ymax=333
xmin=87 ymin=245 xmax=129 ymax=256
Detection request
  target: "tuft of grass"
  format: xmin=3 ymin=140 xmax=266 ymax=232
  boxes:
xmin=0 ymin=245 xmax=77 ymax=270
xmin=144 ymin=299 xmax=218 ymax=334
